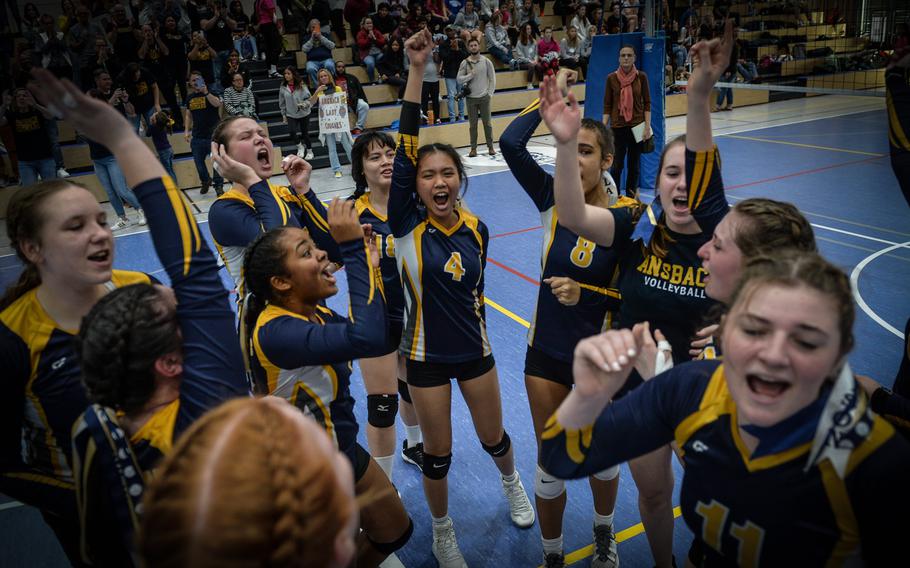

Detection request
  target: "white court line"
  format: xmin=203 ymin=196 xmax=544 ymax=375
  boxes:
xmin=850 ymin=241 xmax=910 ymax=340
xmin=0 ymin=501 xmax=24 ymax=512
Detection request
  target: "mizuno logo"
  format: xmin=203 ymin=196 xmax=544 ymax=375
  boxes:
xmin=377 ymin=405 xmax=390 ymax=412
xmin=51 ymin=357 xmax=66 ymax=370
xmin=692 ymin=441 xmax=709 ymax=453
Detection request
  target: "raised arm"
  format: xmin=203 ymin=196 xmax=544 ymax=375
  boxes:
xmin=686 ymin=19 xmax=733 ymax=152
xmin=539 ymin=75 xmax=617 ymax=246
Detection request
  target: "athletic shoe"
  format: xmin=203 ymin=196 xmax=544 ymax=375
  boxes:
xmin=110 ymin=217 xmax=129 ymax=231
xmin=137 ymin=210 xmax=147 ymax=226
xmin=296 ymin=143 xmax=306 ymax=157
xmin=488 ymin=146 xmax=496 ymax=157
xmin=304 ymin=148 xmax=314 ymax=160
xmin=509 ymin=59 xmax=519 ymax=71
xmin=544 ymin=552 xmax=565 ymax=568
xmin=468 ymin=148 xmax=477 ymax=158
xmin=502 ymin=472 xmax=535 ymax=528
xmin=401 ymin=440 xmax=424 ymax=469
xmin=591 ymin=524 xmax=619 ymax=568
xmin=334 ymin=171 xmax=342 ymax=178
xmin=432 ymin=518 xmax=467 ymax=568
xmin=200 ymin=180 xmax=211 ymax=194
xmin=56 ymin=168 xmax=70 ymax=178
xmin=527 ymin=83 xmax=535 ymax=89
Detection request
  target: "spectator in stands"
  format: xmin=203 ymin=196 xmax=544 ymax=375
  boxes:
xmin=222 ymin=71 xmax=258 ymax=118
xmin=425 ymin=0 xmax=450 ymax=32
xmin=559 ymin=24 xmax=586 ymax=77
xmin=67 ymin=5 xmax=107 ymax=89
xmin=514 ymin=22 xmax=538 ymax=89
xmin=138 ymin=22 xmax=180 ymax=124
xmin=535 ymin=25 xmax=560 ymax=83
xmin=485 ymin=10 xmax=516 ymax=68
xmin=220 ymin=49 xmax=251 ymax=89
xmin=253 ymin=0 xmax=283 ymax=78
xmin=302 ymin=18 xmax=337 ymax=88
xmin=516 ymin=0 xmax=539 ymax=37
xmin=569 ymin=4 xmax=589 ymax=46
xmin=622 ymin=1 xmax=640 ymax=32
xmin=183 ymin=70 xmax=224 ymax=195
xmin=357 ymin=16 xmax=387 ymax=82
xmin=93 ymin=69 xmax=136 ymax=122
xmin=147 ymin=109 xmax=178 ymax=180
xmin=106 ymin=3 xmax=142 ymax=62
xmin=57 ymin=0 xmax=77 ymax=35
xmin=313 ymin=67 xmax=354 ymax=178
xmin=378 ymin=37 xmax=408 ymax=100
xmin=458 ymin=37 xmax=497 ymax=156
xmin=674 ymin=14 xmax=697 ymax=70
xmin=605 ymin=1 xmax=626 ymax=34
xmin=186 ymin=0 xmax=205 ymax=30
xmin=84 ymin=88 xmax=148 ymax=230
xmin=34 ymin=14 xmax=73 ymax=80
xmin=373 ymin=2 xmax=399 ymax=37
xmin=198 ymin=0 xmax=236 ymax=95
xmin=134 ymin=0 xmax=159 ymax=26
xmin=335 ymin=60 xmax=371 ymax=135
xmin=392 ymin=15 xmax=413 ymax=42
xmin=714 ymin=37 xmax=738 ymax=112
xmin=160 ymin=0 xmax=188 ymax=32
xmin=21 ymin=3 xmax=41 ymax=44
xmin=188 ymin=30 xmax=218 ymax=88
xmin=0 ymin=88 xmax=58 ymax=186
xmin=502 ymin=0 xmax=519 ymax=44
xmin=603 ymin=44 xmax=650 ymax=198
xmin=736 ymin=40 xmax=759 ymax=83
xmin=589 ymin=6 xmax=607 ymax=35
xmin=421 ymin=34 xmax=442 ymax=123
xmin=160 ymin=15 xmax=188 ymax=128
xmin=229 ymin=0 xmax=258 ymax=60
xmin=479 ymin=0 xmax=500 ymax=24
xmin=120 ymin=62 xmax=161 ymax=132
xmin=894 ymin=23 xmax=910 ymax=52
xmin=329 ymin=0 xmax=347 ymax=47
xmin=453 ymin=0 xmax=483 ymax=43
xmin=345 ymin=0 xmax=373 ymax=39
xmin=440 ymin=26 xmax=468 ymax=121
xmin=279 ymin=66 xmax=315 ymax=158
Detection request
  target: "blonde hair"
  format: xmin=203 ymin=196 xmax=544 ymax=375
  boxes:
xmin=139 ymin=398 xmax=354 ymax=568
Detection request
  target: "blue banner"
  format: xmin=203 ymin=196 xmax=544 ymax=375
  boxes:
xmin=584 ymin=32 xmax=665 ymax=191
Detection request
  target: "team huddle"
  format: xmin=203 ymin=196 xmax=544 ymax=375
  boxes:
xmin=2 ymin=21 xmax=910 ymax=568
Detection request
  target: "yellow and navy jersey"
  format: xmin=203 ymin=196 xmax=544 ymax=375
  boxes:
xmin=887 ymin=65 xmax=910 ymax=154
xmin=209 ymin=180 xmax=342 ymax=289
xmin=0 ymin=270 xmax=151 ymax=515
xmin=611 ymin=146 xmax=729 ymax=370
xmin=541 ymin=360 xmax=910 ymax=566
xmin=390 ymin=101 xmax=492 ymax=363
xmin=354 ymin=192 xmax=405 ymax=324
xmin=250 ymin=240 xmax=386 ymax=459
xmin=501 ymin=101 xmax=638 ymax=363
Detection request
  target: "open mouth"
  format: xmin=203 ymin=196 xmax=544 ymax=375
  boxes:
xmin=381 ymin=168 xmax=392 ymax=177
xmin=746 ymin=373 xmax=791 ymax=398
xmin=321 ymin=265 xmax=337 ymax=285
xmin=257 ymin=147 xmax=271 ymax=169
xmin=87 ymin=250 xmax=111 ymax=264
xmin=671 ymin=196 xmax=689 ymax=212
xmin=432 ymin=191 xmax=450 ymax=208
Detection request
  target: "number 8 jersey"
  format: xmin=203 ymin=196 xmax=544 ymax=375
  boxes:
xmin=389 ymin=101 xmax=492 ymax=364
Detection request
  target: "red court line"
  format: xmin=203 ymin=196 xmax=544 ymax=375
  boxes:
xmin=491 ymin=225 xmax=542 ymax=239
xmin=725 ymin=154 xmax=886 ymax=191
xmin=487 ymin=257 xmax=540 ymax=286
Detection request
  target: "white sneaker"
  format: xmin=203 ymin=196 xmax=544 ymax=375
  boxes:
xmin=137 ymin=210 xmax=147 ymax=226
xmin=378 ymin=552 xmax=406 ymax=568
xmin=304 ymin=148 xmax=314 ymax=160
xmin=432 ymin=518 xmax=468 ymax=568
xmin=527 ymin=83 xmax=535 ymax=90
xmin=591 ymin=524 xmax=619 ymax=568
xmin=296 ymin=143 xmax=306 ymax=157
xmin=56 ymin=168 xmax=70 ymax=177
xmin=502 ymin=472 xmax=535 ymax=528
xmin=334 ymin=171 xmax=342 ymax=178
xmin=110 ymin=217 xmax=129 ymax=231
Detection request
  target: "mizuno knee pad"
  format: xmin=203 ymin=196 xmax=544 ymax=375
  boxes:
xmin=367 ymin=394 xmax=399 ymax=428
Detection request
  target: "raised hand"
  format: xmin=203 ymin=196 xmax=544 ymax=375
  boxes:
xmin=280 ymin=154 xmax=313 ymax=193
xmin=404 ymin=27 xmax=434 ymax=68
xmin=543 ymin=275 xmax=580 ymax=306
xmin=362 ymin=223 xmax=381 ymax=268
xmin=571 ymin=329 xmax=638 ymax=399
xmin=632 ymin=322 xmax=673 ymax=381
xmin=689 ymin=323 xmax=719 ymax=358
xmin=539 ymin=74 xmax=581 ymax=144
xmin=211 ymin=142 xmax=259 ymax=187
xmin=327 ymin=198 xmax=364 ymax=243
xmin=687 ymin=18 xmax=734 ymax=100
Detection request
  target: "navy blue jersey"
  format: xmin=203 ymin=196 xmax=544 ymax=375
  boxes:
xmin=209 ymin=181 xmax=341 ymax=290
xmin=389 ymin=101 xmax=492 ymax=364
xmin=251 ymin=240 xmax=387 ymax=461
xmin=501 ymin=100 xmax=637 ymax=363
xmin=541 ymin=360 xmax=910 ymax=566
xmin=612 ymin=147 xmax=729 ymax=367
xmin=354 ymin=192 xmax=405 ymax=324
xmin=0 ymin=270 xmax=152 ymax=515
xmin=887 ymin=65 xmax=910 ymax=155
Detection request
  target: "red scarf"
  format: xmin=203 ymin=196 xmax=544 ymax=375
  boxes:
xmin=616 ymin=64 xmax=638 ymax=123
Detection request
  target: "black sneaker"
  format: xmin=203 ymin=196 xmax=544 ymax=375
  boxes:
xmin=592 ymin=524 xmax=619 ymax=568
xmin=543 ymin=552 xmax=565 ymax=568
xmin=401 ymin=440 xmax=424 ymax=469
xmin=200 ymin=180 xmax=211 ymax=194
xmin=214 ymin=186 xmax=224 ymax=196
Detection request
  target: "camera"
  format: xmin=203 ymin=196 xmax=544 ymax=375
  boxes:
xmin=454 ymin=83 xmax=471 ymax=101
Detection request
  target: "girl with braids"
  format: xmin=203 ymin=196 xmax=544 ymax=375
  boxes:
xmin=542 ymin=22 xmax=735 ymax=568
xmin=140 ymin=397 xmax=359 ymax=568
xmin=21 ymin=69 xmax=249 ymax=567
xmin=499 ymin=67 xmax=638 ymax=568
xmin=392 ymin=29 xmax=534 ymax=568
xmin=350 ymin=129 xmax=424 ymax=477
xmin=542 ymin=251 xmax=910 ymax=566
xmin=241 ymin=202 xmax=413 ymax=567
xmin=207 ymin=115 xmax=341 ymax=292
xmin=0 ymin=176 xmax=155 ymax=565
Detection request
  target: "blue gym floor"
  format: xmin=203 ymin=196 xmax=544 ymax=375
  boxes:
xmin=1 ymin=108 xmax=908 ymax=567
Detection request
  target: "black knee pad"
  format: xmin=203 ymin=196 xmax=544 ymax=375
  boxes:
xmin=368 ymin=517 xmax=414 ymax=554
xmin=481 ymin=431 xmax=511 ymax=458
xmin=421 ymin=452 xmax=452 ymax=480
xmin=397 ymin=379 xmax=412 ymax=404
xmin=367 ymin=394 xmax=399 ymax=428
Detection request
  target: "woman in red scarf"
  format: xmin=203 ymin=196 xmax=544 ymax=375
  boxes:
xmin=603 ymin=45 xmax=651 ymax=198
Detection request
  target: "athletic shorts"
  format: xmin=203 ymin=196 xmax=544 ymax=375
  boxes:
xmin=346 ymin=442 xmax=371 ymax=482
xmin=380 ymin=320 xmax=404 ymax=356
xmin=406 ymin=354 xmax=495 ymax=388
xmin=524 ymin=345 xmax=574 ymax=386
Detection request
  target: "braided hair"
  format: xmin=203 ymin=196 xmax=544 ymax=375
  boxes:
xmin=78 ymin=284 xmax=181 ymax=415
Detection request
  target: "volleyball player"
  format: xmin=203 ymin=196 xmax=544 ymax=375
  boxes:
xmin=500 ymin=68 xmax=636 ymax=568
xmin=241 ymin=200 xmax=413 ymax=567
xmin=390 ymin=28 xmax=534 ymax=568
xmin=541 ymin=22 xmax=735 ymax=567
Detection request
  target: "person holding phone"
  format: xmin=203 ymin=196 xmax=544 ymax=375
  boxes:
xmin=183 ymin=70 xmax=224 ymax=195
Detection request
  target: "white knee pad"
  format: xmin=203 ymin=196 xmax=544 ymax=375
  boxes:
xmin=535 ymin=465 xmax=566 ymax=500
xmin=592 ymin=465 xmax=620 ymax=481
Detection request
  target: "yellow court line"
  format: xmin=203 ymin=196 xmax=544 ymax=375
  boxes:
xmin=725 ymin=134 xmax=885 ymax=157
xmin=485 ymin=297 xmax=531 ymax=328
